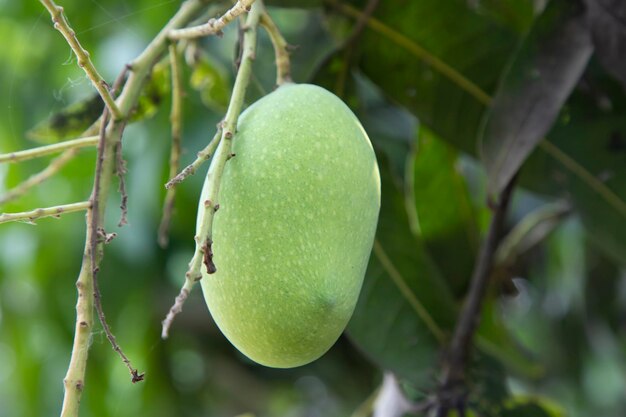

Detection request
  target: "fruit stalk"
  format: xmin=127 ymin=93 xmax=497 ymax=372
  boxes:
xmin=161 ymin=1 xmax=263 ymax=338
xmin=260 ymin=11 xmax=292 ymax=85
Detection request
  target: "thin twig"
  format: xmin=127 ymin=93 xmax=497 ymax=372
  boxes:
xmin=165 ymin=128 xmax=221 ymax=189
xmin=168 ymin=0 xmax=255 ymax=40
xmin=0 ymin=136 xmax=99 ymax=164
xmin=158 ymin=44 xmax=185 ymax=248
xmin=0 ymin=201 xmax=91 ymax=224
xmin=435 ymin=178 xmax=517 ymax=416
xmin=39 ymin=0 xmax=122 ymax=119
xmin=162 ymin=1 xmax=262 ymax=338
xmin=0 ymin=149 xmax=79 ymax=205
xmin=260 ymin=11 xmax=292 ymax=86
xmin=58 ymin=2 xmax=209 ymax=416
xmin=114 ymin=141 xmax=128 ymax=227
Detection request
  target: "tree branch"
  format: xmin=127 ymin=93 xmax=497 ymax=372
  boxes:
xmin=0 ymin=136 xmax=98 ymax=164
xmin=162 ymin=1 xmax=263 ymax=338
xmin=0 ymin=201 xmax=91 ymax=224
xmin=0 ymin=149 xmax=78 ymax=205
xmin=39 ymin=0 xmax=122 ymax=119
xmin=158 ymin=44 xmax=185 ymax=248
xmin=435 ymin=178 xmax=517 ymax=415
xmin=168 ymin=0 xmax=256 ymax=40
xmin=165 ymin=127 xmax=221 ymax=189
xmin=58 ymin=2 xmax=210 ymax=417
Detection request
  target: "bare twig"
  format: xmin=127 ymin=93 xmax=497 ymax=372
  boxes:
xmin=162 ymin=1 xmax=262 ymax=338
xmin=434 ymin=178 xmax=517 ymax=416
xmin=169 ymin=0 xmax=256 ymax=40
xmin=0 ymin=201 xmax=91 ymax=224
xmin=39 ymin=0 xmax=122 ymax=119
xmin=0 ymin=136 xmax=99 ymax=164
xmin=114 ymin=142 xmax=128 ymax=227
xmin=260 ymin=11 xmax=292 ymax=86
xmin=0 ymin=149 xmax=79 ymax=205
xmin=165 ymin=128 xmax=221 ymax=189
xmin=58 ymin=2 xmax=209 ymax=416
xmin=158 ymin=44 xmax=185 ymax=248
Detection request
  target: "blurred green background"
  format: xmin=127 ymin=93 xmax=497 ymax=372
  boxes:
xmin=1 ymin=1 xmax=625 ymax=417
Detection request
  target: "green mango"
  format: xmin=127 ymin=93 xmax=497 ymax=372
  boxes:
xmin=198 ymin=83 xmax=381 ymax=368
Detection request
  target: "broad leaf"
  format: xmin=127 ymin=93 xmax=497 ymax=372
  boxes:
xmin=189 ymin=52 xmax=230 ymax=112
xmin=347 ymin=158 xmax=457 ymax=388
xmin=522 ymin=106 xmax=626 ymax=264
xmin=480 ymin=0 xmax=593 ymax=194
xmin=322 ymin=0 xmax=626 ymax=264
xmin=411 ymin=127 xmax=478 ymax=295
xmin=333 ymin=0 xmax=519 ymax=154
xmin=585 ymin=0 xmax=626 ymax=91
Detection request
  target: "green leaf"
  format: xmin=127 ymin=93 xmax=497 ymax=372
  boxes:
xmin=410 ymin=127 xmax=478 ymax=294
xmin=189 ymin=53 xmax=231 ymax=112
xmin=324 ymin=0 xmax=626 ymax=264
xmin=331 ymin=0 xmax=518 ymax=154
xmin=347 ymin=157 xmax=457 ymax=388
xmin=27 ymin=93 xmax=104 ymax=143
xmin=500 ymin=398 xmax=565 ymax=417
xmin=585 ymin=0 xmax=626 ymax=91
xmin=495 ymin=201 xmax=571 ymax=268
xmin=131 ymin=60 xmax=170 ymax=122
xmin=480 ymin=0 xmax=593 ymax=194
xmin=522 ymin=109 xmax=626 ymax=265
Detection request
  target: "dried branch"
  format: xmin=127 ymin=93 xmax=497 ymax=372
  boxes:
xmin=168 ymin=0 xmax=255 ymax=40
xmin=114 ymin=141 xmax=128 ymax=227
xmin=57 ymin=2 xmax=210 ymax=417
xmin=260 ymin=11 xmax=292 ymax=86
xmin=0 ymin=149 xmax=79 ymax=205
xmin=434 ymin=178 xmax=517 ymax=416
xmin=158 ymin=44 xmax=185 ymax=248
xmin=162 ymin=1 xmax=262 ymax=338
xmin=39 ymin=0 xmax=122 ymax=119
xmin=165 ymin=128 xmax=221 ymax=189
xmin=0 ymin=136 xmax=98 ymax=164
xmin=0 ymin=201 xmax=91 ymax=224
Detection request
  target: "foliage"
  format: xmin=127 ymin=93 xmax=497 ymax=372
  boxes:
xmin=1 ymin=1 xmax=625 ymax=417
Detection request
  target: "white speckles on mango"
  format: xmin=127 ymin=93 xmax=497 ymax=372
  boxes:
xmin=197 ymin=83 xmax=380 ymax=368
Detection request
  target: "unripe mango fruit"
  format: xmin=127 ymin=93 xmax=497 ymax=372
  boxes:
xmin=198 ymin=83 xmax=381 ymax=368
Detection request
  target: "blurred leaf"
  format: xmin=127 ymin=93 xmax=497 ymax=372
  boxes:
xmin=585 ymin=0 xmax=626 ymax=91
xmin=27 ymin=93 xmax=103 ymax=143
xmin=470 ymin=0 xmax=538 ymax=34
xmin=500 ymin=399 xmax=565 ymax=417
xmin=189 ymin=52 xmax=230 ymax=112
xmin=475 ymin=300 xmax=543 ymax=379
xmin=480 ymin=0 xmax=593 ymax=195
xmin=522 ymin=111 xmax=626 ymax=264
xmin=26 ymin=61 xmax=171 ymax=143
xmin=410 ymin=127 xmax=478 ymax=294
xmin=131 ymin=60 xmax=170 ymax=122
xmin=354 ymin=74 xmax=416 ymax=185
xmin=348 ymin=158 xmax=457 ymax=388
xmin=495 ymin=201 xmax=571 ymax=268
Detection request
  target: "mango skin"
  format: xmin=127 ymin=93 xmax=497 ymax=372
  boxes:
xmin=198 ymin=83 xmax=381 ymax=368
